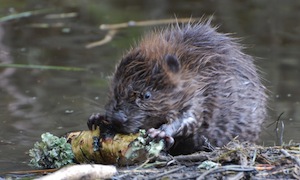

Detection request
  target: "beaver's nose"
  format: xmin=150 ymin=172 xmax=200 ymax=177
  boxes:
xmin=107 ymin=111 xmax=128 ymax=126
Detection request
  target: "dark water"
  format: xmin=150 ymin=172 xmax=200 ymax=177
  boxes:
xmin=0 ymin=0 xmax=299 ymax=173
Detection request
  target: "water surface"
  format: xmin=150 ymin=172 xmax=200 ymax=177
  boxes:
xmin=0 ymin=0 xmax=299 ymax=172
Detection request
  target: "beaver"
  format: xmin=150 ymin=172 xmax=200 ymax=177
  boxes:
xmin=88 ymin=20 xmax=267 ymax=155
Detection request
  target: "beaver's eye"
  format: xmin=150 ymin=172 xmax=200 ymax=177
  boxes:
xmin=143 ymin=91 xmax=151 ymax=100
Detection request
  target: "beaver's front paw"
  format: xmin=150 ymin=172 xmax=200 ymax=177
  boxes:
xmin=87 ymin=113 xmax=105 ymax=130
xmin=147 ymin=128 xmax=174 ymax=149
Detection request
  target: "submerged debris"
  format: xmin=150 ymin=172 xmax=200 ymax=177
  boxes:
xmin=28 ymin=131 xmax=300 ymax=179
xmin=114 ymin=140 xmax=300 ymax=179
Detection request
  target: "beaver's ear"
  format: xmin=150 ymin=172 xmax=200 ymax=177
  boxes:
xmin=165 ymin=54 xmax=180 ymax=73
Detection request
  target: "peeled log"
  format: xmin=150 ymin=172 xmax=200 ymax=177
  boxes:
xmin=66 ymin=128 xmax=140 ymax=165
xmin=36 ymin=164 xmax=117 ymax=180
xmin=28 ymin=128 xmax=164 ymax=168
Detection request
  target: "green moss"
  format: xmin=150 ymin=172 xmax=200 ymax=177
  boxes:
xmin=28 ymin=132 xmax=74 ymax=169
xmin=125 ymin=129 xmax=165 ymax=161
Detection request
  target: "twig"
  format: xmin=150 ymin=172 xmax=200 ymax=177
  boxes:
xmin=99 ymin=17 xmax=204 ymax=30
xmin=0 ymin=8 xmax=56 ymax=23
xmin=28 ymin=22 xmax=65 ymax=28
xmin=134 ymin=158 xmax=152 ymax=169
xmin=114 ymin=168 xmax=159 ymax=179
xmin=0 ymin=168 xmax=57 ymax=176
xmin=234 ymin=147 xmax=249 ymax=179
xmin=0 ymin=63 xmax=86 ymax=71
xmin=251 ymin=149 xmax=258 ymax=166
xmin=280 ymin=149 xmax=300 ymax=167
xmin=256 ymin=165 xmax=294 ymax=177
xmin=277 ymin=120 xmax=285 ymax=145
xmin=267 ymin=112 xmax=285 ymax=145
xmin=118 ymin=168 xmax=159 ymax=174
xmin=227 ymin=172 xmax=244 ymax=180
xmin=147 ymin=166 xmax=186 ymax=180
xmin=85 ymin=29 xmax=118 ymax=48
xmin=86 ymin=17 xmax=206 ymax=48
xmin=44 ymin=12 xmax=77 ymax=19
xmin=201 ymin=135 xmax=215 ymax=151
xmin=197 ymin=165 xmax=256 ymax=180
xmin=36 ymin=164 xmax=117 ymax=180
xmin=175 ymin=153 xmax=209 ymax=162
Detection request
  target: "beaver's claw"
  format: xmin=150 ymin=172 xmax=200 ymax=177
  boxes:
xmin=87 ymin=113 xmax=105 ymax=130
xmin=147 ymin=128 xmax=175 ymax=150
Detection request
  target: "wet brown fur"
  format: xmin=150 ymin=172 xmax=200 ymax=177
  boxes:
xmin=105 ymin=20 xmax=267 ymax=155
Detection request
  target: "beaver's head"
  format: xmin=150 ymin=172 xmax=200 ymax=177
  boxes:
xmin=106 ymin=46 xmax=189 ymax=133
xmin=104 ymin=24 xmax=213 ymax=134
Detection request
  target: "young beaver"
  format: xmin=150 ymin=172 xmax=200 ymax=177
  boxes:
xmin=88 ymin=20 xmax=267 ymax=155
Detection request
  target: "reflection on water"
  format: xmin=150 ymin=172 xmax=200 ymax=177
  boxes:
xmin=0 ymin=0 xmax=299 ymax=172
